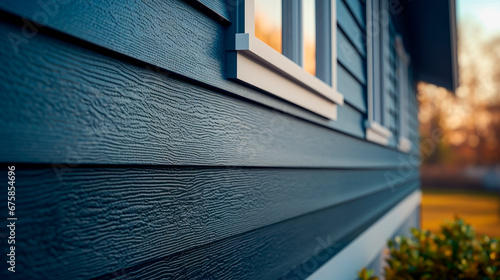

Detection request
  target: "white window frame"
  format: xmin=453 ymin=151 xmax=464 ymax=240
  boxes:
xmin=365 ymin=0 xmax=392 ymax=145
xmin=228 ymin=0 xmax=344 ymax=120
xmin=395 ymin=36 xmax=412 ymax=152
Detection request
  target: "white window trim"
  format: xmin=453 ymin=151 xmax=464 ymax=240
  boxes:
xmin=398 ymin=137 xmax=412 ymax=152
xmin=228 ymin=0 xmax=344 ymax=120
xmin=395 ymin=36 xmax=412 ymax=153
xmin=365 ymin=0 xmax=393 ymax=145
xmin=365 ymin=120 xmax=392 ymax=145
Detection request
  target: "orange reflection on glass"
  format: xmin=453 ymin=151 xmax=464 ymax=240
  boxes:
xmin=255 ymin=0 xmax=282 ymax=53
xmin=303 ymin=0 xmax=316 ymax=76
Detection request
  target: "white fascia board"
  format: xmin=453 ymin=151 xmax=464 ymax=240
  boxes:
xmin=307 ymin=189 xmax=422 ymax=280
xmin=234 ymin=33 xmax=344 ymax=106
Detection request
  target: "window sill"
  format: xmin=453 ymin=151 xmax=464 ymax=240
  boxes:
xmin=365 ymin=121 xmax=392 ymax=145
xmin=228 ymin=33 xmax=343 ymax=120
xmin=398 ymin=137 xmax=412 ymax=153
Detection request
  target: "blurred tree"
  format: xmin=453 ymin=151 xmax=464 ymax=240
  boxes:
xmin=419 ymin=20 xmax=500 ymax=166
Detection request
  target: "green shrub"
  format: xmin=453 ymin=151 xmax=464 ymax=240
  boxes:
xmin=358 ymin=218 xmax=500 ymax=280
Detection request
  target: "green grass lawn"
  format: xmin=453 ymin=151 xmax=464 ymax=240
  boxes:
xmin=422 ymin=188 xmax=500 ymax=237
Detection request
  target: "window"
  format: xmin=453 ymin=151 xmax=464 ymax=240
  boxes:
xmin=228 ymin=0 xmax=343 ymax=120
xmin=366 ymin=0 xmax=392 ymax=145
xmin=366 ymin=0 xmax=412 ymax=152
xmin=254 ymin=0 xmax=282 ymax=53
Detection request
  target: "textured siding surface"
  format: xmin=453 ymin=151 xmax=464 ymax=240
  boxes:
xmin=337 ymin=0 xmax=368 ymax=120
xmin=385 ymin=21 xmax=400 ymax=147
xmin=6 ymin=166 xmax=418 ymax=280
xmin=409 ymin=81 xmax=420 ymax=150
xmin=0 ymin=0 xmax=359 ymax=136
xmin=0 ymin=0 xmax=421 ymax=279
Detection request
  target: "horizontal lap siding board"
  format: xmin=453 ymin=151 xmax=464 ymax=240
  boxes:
xmin=410 ymin=91 xmax=420 ymax=149
xmin=329 ymin=104 xmax=366 ymax=138
xmin=193 ymin=0 xmax=230 ymax=22
xmin=337 ymin=64 xmax=367 ymax=112
xmin=337 ymin=0 xmax=366 ymax=56
xmin=0 ymin=165 xmax=418 ymax=279
xmin=387 ymin=91 xmax=397 ymax=113
xmin=97 ymin=183 xmax=419 ymax=280
xmin=408 ymin=72 xmax=419 ymax=149
xmin=0 ymin=0 xmax=359 ymax=137
xmin=384 ymin=20 xmax=399 ymax=147
xmin=0 ymin=0 xmax=228 ymax=92
xmin=0 ymin=18 xmax=413 ymax=168
xmin=0 ymin=1 xmax=422 ymax=280
xmin=2 ymin=166 xmax=419 ymax=279
xmin=337 ymin=29 xmax=366 ymax=85
xmin=344 ymin=0 xmax=366 ymax=29
xmin=337 ymin=0 xmax=367 ymax=117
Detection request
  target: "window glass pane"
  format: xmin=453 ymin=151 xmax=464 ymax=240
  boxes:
xmin=255 ymin=0 xmax=282 ymax=53
xmin=303 ymin=0 xmax=316 ymax=76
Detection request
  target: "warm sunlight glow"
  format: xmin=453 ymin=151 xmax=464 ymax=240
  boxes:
xmin=255 ymin=0 xmax=282 ymax=53
xmin=422 ymin=191 xmax=500 ymax=237
xmin=303 ymin=0 xmax=316 ymax=76
xmin=459 ymin=0 xmax=500 ymax=36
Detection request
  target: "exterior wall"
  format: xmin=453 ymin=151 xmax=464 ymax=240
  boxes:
xmin=337 ymin=0 xmax=368 ymax=137
xmin=0 ymin=0 xmax=420 ymax=279
xmin=307 ymin=191 xmax=421 ymax=280
xmin=384 ymin=20 xmax=399 ymax=147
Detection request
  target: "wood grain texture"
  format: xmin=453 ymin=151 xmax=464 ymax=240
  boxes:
xmin=0 ymin=20 xmax=416 ymax=168
xmin=91 ymin=182 xmax=419 ymax=280
xmin=3 ymin=165 xmax=419 ymax=279
xmin=0 ymin=0 xmax=420 ymax=147
xmin=0 ymin=0 xmax=356 ymax=136
xmin=0 ymin=1 xmax=424 ymax=279
xmin=184 ymin=0 xmax=231 ymax=25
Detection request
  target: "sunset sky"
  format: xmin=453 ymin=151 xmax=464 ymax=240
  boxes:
xmin=458 ymin=0 xmax=500 ymax=35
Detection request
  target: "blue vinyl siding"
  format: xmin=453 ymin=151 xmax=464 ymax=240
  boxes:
xmin=0 ymin=0 xmax=421 ymax=279
xmin=337 ymin=0 xmax=368 ymax=118
xmin=337 ymin=64 xmax=367 ymax=112
xmin=197 ymin=0 xmax=230 ymax=21
xmin=381 ymin=13 xmax=400 ymax=147
xmin=338 ymin=29 xmax=366 ymax=85
xmin=344 ymin=0 xmax=366 ymax=28
xmin=0 ymin=16 xmax=404 ymax=168
xmin=409 ymin=83 xmax=420 ymax=149
xmin=4 ymin=166 xmax=418 ymax=280
xmin=337 ymin=0 xmax=366 ymax=55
